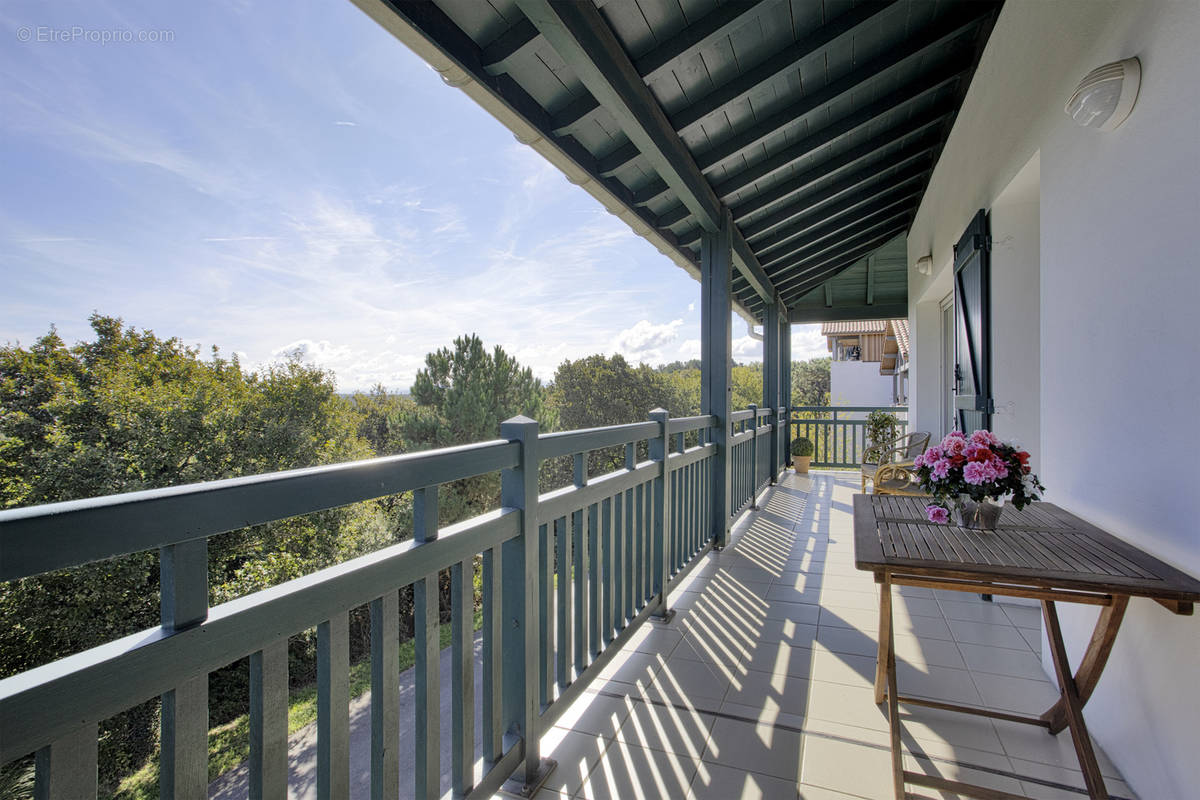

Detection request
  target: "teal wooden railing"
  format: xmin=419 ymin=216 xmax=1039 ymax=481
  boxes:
xmin=0 ymin=407 xmax=780 ymax=799
xmin=789 ymin=406 xmax=909 ymax=468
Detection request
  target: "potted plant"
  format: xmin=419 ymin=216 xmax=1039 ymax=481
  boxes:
xmin=790 ymin=436 xmax=814 ymax=473
xmin=865 ymin=409 xmax=899 ymax=448
xmin=914 ymin=430 xmax=1044 ymax=530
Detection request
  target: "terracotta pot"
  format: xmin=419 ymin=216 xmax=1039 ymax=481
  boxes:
xmin=792 ymin=455 xmax=811 ymax=474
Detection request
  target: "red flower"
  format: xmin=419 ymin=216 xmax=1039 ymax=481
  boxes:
xmin=1016 ymin=451 xmax=1030 ymax=465
xmin=970 ymin=447 xmax=993 ymax=462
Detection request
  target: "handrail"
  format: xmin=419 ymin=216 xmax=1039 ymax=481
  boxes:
xmin=0 ymin=438 xmax=519 ymax=581
xmin=538 ymin=420 xmax=659 ymax=460
xmin=789 ymin=405 xmax=909 ymax=468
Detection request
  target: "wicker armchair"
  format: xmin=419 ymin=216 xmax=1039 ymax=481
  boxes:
xmin=871 ymin=462 xmax=930 ymax=496
xmin=860 ymin=431 xmax=931 ymax=493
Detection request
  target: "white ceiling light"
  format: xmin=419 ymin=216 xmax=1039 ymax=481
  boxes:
xmin=1065 ymin=57 xmax=1141 ymax=131
xmin=914 ymin=255 xmax=933 ymax=275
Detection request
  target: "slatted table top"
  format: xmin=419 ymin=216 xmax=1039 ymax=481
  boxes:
xmin=854 ymin=494 xmax=1200 ymax=604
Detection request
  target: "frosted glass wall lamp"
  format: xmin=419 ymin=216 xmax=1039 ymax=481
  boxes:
xmin=1065 ymin=57 xmax=1141 ymax=131
xmin=914 ymin=255 xmax=934 ymax=275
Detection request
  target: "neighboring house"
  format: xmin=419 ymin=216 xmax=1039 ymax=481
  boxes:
xmin=822 ymin=320 xmax=905 ymax=407
xmin=880 ymin=318 xmax=910 ymax=404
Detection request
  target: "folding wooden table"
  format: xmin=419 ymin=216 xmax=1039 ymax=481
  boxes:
xmin=853 ymin=494 xmax=1200 ymax=800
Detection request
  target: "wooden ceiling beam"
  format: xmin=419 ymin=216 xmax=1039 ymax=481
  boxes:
xmin=769 ymin=214 xmax=913 ymax=286
xmin=775 ymin=227 xmax=910 ymax=299
xmin=759 ymin=192 xmax=920 ymax=269
xmin=788 ymin=302 xmax=908 ymax=324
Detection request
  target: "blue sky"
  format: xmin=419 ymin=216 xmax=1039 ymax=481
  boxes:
xmin=0 ymin=0 xmax=825 ymax=391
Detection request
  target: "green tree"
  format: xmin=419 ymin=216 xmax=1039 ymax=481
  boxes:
xmin=0 ymin=315 xmax=382 ymax=791
xmin=398 ymin=334 xmax=554 ymax=522
xmin=792 ymin=357 xmax=831 ymax=406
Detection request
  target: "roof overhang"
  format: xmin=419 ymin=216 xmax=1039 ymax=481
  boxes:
xmin=350 ymin=0 xmax=1000 ymax=323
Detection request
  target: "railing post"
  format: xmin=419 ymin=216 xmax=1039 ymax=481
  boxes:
xmin=748 ymin=404 xmax=759 ymax=508
xmin=159 ymin=539 xmax=208 ymax=800
xmin=649 ymin=408 xmax=674 ymax=623
xmin=499 ymin=416 xmax=555 ymax=796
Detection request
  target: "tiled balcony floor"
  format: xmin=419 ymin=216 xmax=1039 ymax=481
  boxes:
xmin=525 ymin=471 xmax=1137 ymax=800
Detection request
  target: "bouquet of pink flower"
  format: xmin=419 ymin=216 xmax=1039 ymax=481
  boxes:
xmin=913 ymin=430 xmax=1044 ymax=524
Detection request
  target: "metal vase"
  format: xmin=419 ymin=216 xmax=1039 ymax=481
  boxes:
xmin=954 ymin=496 xmax=1004 ymax=530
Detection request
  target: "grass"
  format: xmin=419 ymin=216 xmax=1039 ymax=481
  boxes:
xmin=112 ymin=611 xmax=482 ymax=800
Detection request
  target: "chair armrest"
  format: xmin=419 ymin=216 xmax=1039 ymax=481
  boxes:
xmin=876 ymin=463 xmax=919 ymax=485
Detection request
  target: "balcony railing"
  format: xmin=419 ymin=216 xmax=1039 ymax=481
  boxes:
xmin=0 ymin=406 xmax=787 ymax=799
xmin=789 ymin=405 xmax=909 ymax=468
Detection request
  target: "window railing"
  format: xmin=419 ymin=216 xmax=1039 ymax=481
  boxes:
xmin=789 ymin=406 xmax=909 ymax=468
xmin=0 ymin=407 xmax=783 ymax=799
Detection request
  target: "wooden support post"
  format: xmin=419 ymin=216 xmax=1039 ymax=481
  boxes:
xmin=782 ymin=320 xmax=792 ymax=471
xmin=34 ymin=722 xmax=98 ymax=800
xmin=764 ymin=299 xmax=781 ymax=482
xmin=499 ymin=417 xmax=555 ymax=795
xmin=649 ymin=408 xmax=674 ymax=622
xmin=702 ymin=211 xmax=733 ymax=548
xmin=481 ymin=545 xmax=504 ymax=766
xmin=159 ymin=539 xmax=208 ymax=800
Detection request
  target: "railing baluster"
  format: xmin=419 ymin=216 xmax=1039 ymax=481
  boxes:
xmin=538 ymin=522 xmax=551 ymax=708
xmin=451 ymin=558 xmax=475 ymax=796
xmin=159 ymin=538 xmax=208 ymax=800
xmin=317 ymin=612 xmax=349 ymax=800
xmin=481 ymin=545 xmax=503 ymax=765
xmin=34 ymin=723 xmax=97 ymax=800
xmin=249 ymin=638 xmax=288 ymax=800
xmin=601 ymin=496 xmax=614 ymax=646
xmin=413 ymin=485 xmax=440 ymax=800
xmin=370 ymin=590 xmax=400 ymax=800
xmin=613 ymin=491 xmax=625 ymax=630
xmin=624 ymin=488 xmax=635 ymax=620
xmin=587 ymin=503 xmax=600 ymax=659
xmin=555 ymin=515 xmax=572 ymax=688
xmin=572 ymin=454 xmax=587 ymax=675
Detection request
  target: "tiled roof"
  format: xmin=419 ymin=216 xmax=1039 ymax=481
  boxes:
xmin=820 ymin=320 xmax=889 ymax=335
xmin=891 ymin=319 xmax=911 ymax=358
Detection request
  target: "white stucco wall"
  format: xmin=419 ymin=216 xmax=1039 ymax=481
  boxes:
xmin=830 ymin=360 xmax=895 ymax=409
xmin=906 ymin=2 xmax=1200 ymax=797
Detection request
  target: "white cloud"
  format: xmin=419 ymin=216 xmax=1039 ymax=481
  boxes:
xmin=687 ymin=302 xmax=695 ymax=313
xmin=270 ymin=338 xmax=352 ymax=364
xmin=611 ymin=319 xmax=683 ymax=364
xmin=732 ymin=335 xmax=762 ymax=361
xmin=333 ymin=120 xmax=357 ymax=126
xmin=677 ymin=339 xmax=700 ymax=360
xmin=790 ymin=324 xmax=828 ymax=362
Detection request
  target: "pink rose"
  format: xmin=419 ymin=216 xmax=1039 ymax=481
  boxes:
xmin=913 ymin=452 xmax=925 ymax=468
xmin=931 ymin=458 xmax=952 ymax=479
xmin=926 ymin=505 xmax=949 ymax=524
xmin=969 ymin=429 xmax=998 ymax=447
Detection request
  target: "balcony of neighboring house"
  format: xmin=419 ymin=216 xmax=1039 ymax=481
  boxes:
xmin=5 ymin=1 xmax=1200 ymax=799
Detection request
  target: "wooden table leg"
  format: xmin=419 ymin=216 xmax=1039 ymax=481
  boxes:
xmin=874 ymin=575 xmax=893 ymax=705
xmin=882 ymin=575 xmax=904 ymax=799
xmin=1042 ymin=600 xmax=1109 ymax=799
xmin=1040 ymin=595 xmax=1128 ymax=734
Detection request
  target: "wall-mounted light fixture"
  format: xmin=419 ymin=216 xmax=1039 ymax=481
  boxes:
xmin=1065 ymin=57 xmax=1141 ymax=131
xmin=914 ymin=255 xmax=934 ymax=275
